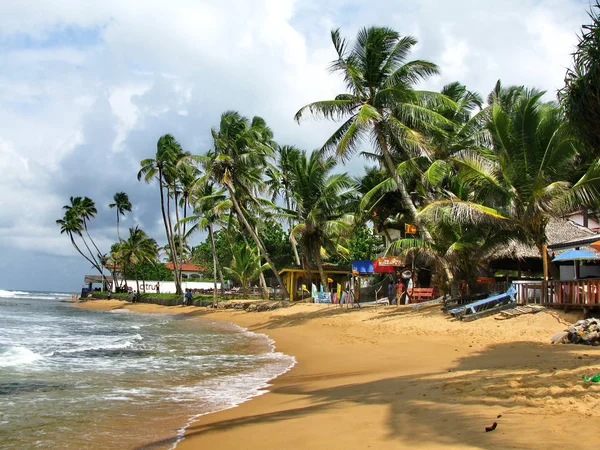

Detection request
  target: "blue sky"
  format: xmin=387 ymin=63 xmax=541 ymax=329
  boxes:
xmin=0 ymin=0 xmax=593 ymax=292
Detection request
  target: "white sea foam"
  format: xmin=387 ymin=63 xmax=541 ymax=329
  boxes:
xmin=0 ymin=289 xmax=72 ymax=300
xmin=0 ymin=289 xmax=18 ymax=298
xmin=170 ymin=326 xmax=296 ymax=450
xmin=54 ymin=336 xmax=139 ymax=355
xmin=0 ymin=346 xmax=42 ymax=367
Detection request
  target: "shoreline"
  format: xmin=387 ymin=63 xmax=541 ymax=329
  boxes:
xmin=78 ymin=300 xmax=600 ymax=449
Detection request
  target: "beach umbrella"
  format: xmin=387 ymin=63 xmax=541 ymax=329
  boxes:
xmin=552 ymin=249 xmax=600 ymax=279
xmin=590 ymin=240 xmax=600 ymax=252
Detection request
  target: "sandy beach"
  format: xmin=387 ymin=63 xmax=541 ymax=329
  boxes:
xmin=78 ymin=300 xmax=600 ymax=449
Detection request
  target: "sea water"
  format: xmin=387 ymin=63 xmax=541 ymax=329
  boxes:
xmin=0 ymin=290 xmax=295 ymax=449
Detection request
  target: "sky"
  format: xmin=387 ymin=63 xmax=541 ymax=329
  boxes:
xmin=0 ymin=0 xmax=593 ymax=292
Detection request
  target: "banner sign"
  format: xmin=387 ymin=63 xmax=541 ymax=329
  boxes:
xmin=377 ymin=256 xmax=404 ymax=267
xmin=314 ymin=292 xmax=332 ymax=303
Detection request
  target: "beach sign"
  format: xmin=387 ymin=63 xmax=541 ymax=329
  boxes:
xmin=377 ymin=256 xmax=404 ymax=266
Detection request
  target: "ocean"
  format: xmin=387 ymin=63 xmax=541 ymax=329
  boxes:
xmin=0 ymin=290 xmax=295 ymax=449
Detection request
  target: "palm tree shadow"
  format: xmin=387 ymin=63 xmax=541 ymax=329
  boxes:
xmin=248 ymin=305 xmax=358 ymax=331
xmin=142 ymin=341 xmax=600 ymax=449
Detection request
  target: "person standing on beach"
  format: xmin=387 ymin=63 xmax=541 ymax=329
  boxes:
xmin=156 ymin=282 xmax=160 ymax=294
xmin=388 ymin=281 xmax=395 ymax=304
xmin=183 ymin=289 xmax=193 ymax=306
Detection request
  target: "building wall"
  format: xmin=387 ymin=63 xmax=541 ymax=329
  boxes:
xmin=559 ymin=265 xmax=600 ymax=280
xmin=567 ymin=213 xmax=600 ymax=229
xmin=119 ymin=280 xmax=221 ymax=293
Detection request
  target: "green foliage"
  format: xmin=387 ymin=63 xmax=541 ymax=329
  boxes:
xmin=561 ymin=2 xmax=600 ymax=155
xmin=121 ymin=262 xmax=173 ymax=281
xmin=191 ymin=229 xmax=240 ymax=272
xmin=224 ymin=243 xmax=269 ymax=296
xmin=347 ymin=225 xmax=385 ymax=261
xmin=260 ymin=220 xmax=295 ymax=271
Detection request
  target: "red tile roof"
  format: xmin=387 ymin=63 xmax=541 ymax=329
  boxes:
xmin=164 ymin=263 xmax=207 ymax=272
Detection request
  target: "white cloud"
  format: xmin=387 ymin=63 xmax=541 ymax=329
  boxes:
xmin=0 ymin=0 xmax=593 ymax=290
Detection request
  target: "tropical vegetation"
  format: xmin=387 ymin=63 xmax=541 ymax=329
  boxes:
xmin=57 ymin=19 xmax=600 ymax=299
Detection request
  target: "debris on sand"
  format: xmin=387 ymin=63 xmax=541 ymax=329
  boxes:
xmin=552 ymin=318 xmax=600 ymax=345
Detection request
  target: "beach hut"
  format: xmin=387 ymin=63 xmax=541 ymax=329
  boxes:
xmin=279 ymin=266 xmax=352 ymax=302
xmin=488 ymin=218 xmax=599 ymax=277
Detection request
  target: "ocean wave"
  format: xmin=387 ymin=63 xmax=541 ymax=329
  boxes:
xmin=51 ymin=334 xmax=143 ymax=357
xmin=0 ymin=289 xmax=72 ymax=300
xmin=170 ymin=351 xmax=295 ymax=449
xmin=0 ymin=346 xmax=42 ymax=367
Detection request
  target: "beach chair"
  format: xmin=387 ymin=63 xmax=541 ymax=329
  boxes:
xmin=448 ymin=285 xmax=517 ymax=320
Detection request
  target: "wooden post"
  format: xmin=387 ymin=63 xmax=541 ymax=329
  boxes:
xmin=542 ymin=243 xmax=549 ymax=281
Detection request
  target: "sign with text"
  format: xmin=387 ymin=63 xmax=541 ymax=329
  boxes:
xmin=377 ymin=256 xmax=404 ymax=267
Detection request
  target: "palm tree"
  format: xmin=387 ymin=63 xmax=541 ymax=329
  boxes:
xmin=286 ymin=151 xmax=354 ymax=292
xmin=181 ymin=182 xmax=232 ymax=303
xmin=561 ymin=2 xmax=600 ymax=154
xmin=59 ymin=196 xmax=109 ymax=288
xmin=206 ymin=111 xmax=289 ymax=299
xmin=109 ymin=192 xmax=132 ymax=241
xmin=353 ymin=166 xmax=406 ymax=245
xmin=443 ymin=85 xmax=599 ymax=280
xmin=295 ymin=27 xmax=455 ymax=243
xmin=392 ymin=177 xmax=521 ymax=293
xmin=419 ymin=82 xmax=487 ymax=198
xmin=265 ymin=145 xmax=302 ymax=265
xmin=119 ymin=226 xmax=159 ymax=294
xmin=138 ymin=134 xmax=188 ymax=294
xmin=56 ymin=209 xmax=101 ymax=274
xmin=63 ymin=196 xmax=103 ymax=258
xmin=224 ymin=243 xmax=269 ymax=297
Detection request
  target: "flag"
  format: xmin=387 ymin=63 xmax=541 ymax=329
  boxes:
xmin=405 ymin=224 xmax=417 ymax=234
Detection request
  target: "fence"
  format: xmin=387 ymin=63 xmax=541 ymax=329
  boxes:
xmin=512 ymin=279 xmax=600 ymax=308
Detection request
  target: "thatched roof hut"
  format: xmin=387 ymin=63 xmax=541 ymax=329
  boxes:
xmin=489 ymin=219 xmax=599 ymax=271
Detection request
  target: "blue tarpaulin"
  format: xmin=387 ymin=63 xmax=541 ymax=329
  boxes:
xmin=352 ymin=260 xmax=374 ymax=274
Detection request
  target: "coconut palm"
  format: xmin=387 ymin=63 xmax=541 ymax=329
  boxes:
xmin=138 ymin=134 xmax=188 ymax=294
xmin=286 ymin=151 xmax=354 ymax=292
xmin=441 ymin=85 xmax=600 ymax=280
xmin=119 ymin=226 xmax=159 ymax=294
xmin=59 ymin=196 xmax=109 ymax=287
xmin=561 ymin=2 xmax=600 ymax=155
xmin=295 ymin=27 xmax=456 ymax=243
xmin=224 ymin=243 xmax=269 ymax=297
xmin=63 ymin=196 xmax=103 ymax=257
xmin=265 ymin=145 xmax=302 ymax=265
xmin=181 ymin=182 xmax=231 ymax=303
xmin=353 ymin=166 xmax=406 ymax=245
xmin=392 ymin=184 xmax=521 ymax=293
xmin=109 ymin=192 xmax=132 ymax=241
xmin=206 ymin=111 xmax=289 ymax=299
xmin=56 ymin=209 xmax=102 ymax=274
xmin=419 ymin=82 xmax=487 ymax=198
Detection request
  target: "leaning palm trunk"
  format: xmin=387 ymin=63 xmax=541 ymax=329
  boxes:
xmin=167 ymin=189 xmax=183 ymax=291
xmin=158 ymin=169 xmax=181 ymax=295
xmin=254 ymin=226 xmax=270 ymax=299
xmin=173 ymin=190 xmax=186 ymax=288
xmin=315 ymin=248 xmax=330 ymax=294
xmin=69 ymin=234 xmax=103 ymax=278
xmin=209 ymin=225 xmax=219 ymax=306
xmin=374 ymin=124 xmax=455 ymax=290
xmin=285 ymin=197 xmax=301 ymax=266
xmin=226 ymin=185 xmax=288 ymax=299
xmin=78 ymin=230 xmax=109 ymax=288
